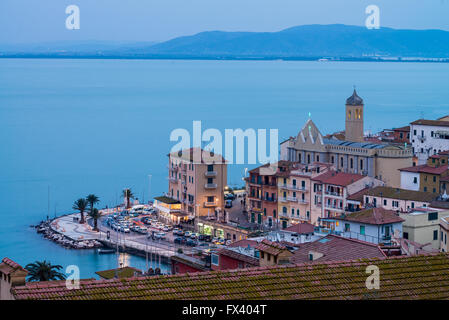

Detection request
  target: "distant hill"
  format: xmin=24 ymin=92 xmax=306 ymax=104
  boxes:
xmin=141 ymin=24 xmax=449 ymax=59
xmin=2 ymin=25 xmax=449 ymax=60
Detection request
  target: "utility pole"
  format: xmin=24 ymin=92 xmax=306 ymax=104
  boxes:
xmin=148 ymin=174 xmax=152 ymax=205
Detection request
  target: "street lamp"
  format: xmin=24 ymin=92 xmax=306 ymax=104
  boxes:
xmin=148 ymin=174 xmax=152 ymax=205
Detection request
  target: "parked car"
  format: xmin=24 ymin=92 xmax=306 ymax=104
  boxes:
xmin=154 ymin=232 xmax=166 ymax=240
xmin=174 ymin=237 xmax=186 ymax=245
xmin=186 ymin=239 xmax=197 ymax=247
xmin=190 ymin=233 xmax=199 ymax=239
xmin=184 ymin=231 xmax=192 ymax=237
xmin=225 ymin=193 xmax=235 ymax=200
xmin=225 ymin=199 xmax=233 ymax=208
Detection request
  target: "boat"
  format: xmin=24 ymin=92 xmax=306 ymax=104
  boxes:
xmin=98 ymin=248 xmax=115 ymax=254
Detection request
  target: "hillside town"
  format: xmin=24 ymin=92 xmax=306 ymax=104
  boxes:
xmin=2 ymin=89 xmax=449 ymax=300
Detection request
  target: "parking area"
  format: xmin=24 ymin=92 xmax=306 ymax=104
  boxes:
xmin=100 ymin=205 xmax=228 ymax=253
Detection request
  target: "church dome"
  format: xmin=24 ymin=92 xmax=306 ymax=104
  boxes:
xmin=346 ymin=89 xmax=364 ymax=105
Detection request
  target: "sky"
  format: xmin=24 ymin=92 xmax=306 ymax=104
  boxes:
xmin=1 ymin=0 xmax=449 ymax=43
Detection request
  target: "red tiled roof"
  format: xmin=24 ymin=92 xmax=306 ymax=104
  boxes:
xmin=393 ymin=126 xmax=410 ymax=132
xmin=255 ymin=239 xmax=289 ymax=256
xmin=411 ymin=119 xmax=449 ymax=127
xmin=399 ymin=164 xmax=448 ymax=175
xmin=11 ymin=253 xmax=449 ymax=300
xmin=290 ymin=235 xmax=386 ymax=264
xmin=284 ymin=222 xmax=315 ymax=234
xmin=227 ymin=239 xmax=258 ymax=248
xmin=312 ymin=171 xmax=365 ymax=187
xmin=217 ymin=248 xmax=259 ymax=266
xmin=347 ymin=188 xmax=370 ymax=202
xmin=335 ymin=207 xmax=404 ymax=225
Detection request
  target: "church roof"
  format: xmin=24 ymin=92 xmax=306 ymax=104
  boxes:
xmin=346 ymin=89 xmax=364 ymax=106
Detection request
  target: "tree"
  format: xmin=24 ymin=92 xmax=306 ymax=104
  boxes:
xmin=86 ymin=194 xmax=100 ymax=214
xmin=122 ymin=188 xmax=134 ymax=208
xmin=89 ymin=208 xmax=101 ymax=231
xmin=72 ymin=198 xmax=88 ymax=224
xmin=25 ymin=260 xmax=66 ymax=282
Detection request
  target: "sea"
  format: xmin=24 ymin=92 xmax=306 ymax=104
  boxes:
xmin=1 ymin=58 xmax=448 ymax=279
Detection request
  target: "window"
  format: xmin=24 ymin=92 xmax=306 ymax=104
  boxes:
xmin=433 ymin=230 xmax=438 ymax=241
xmin=360 ymin=159 xmax=363 ymax=170
xmin=267 ymin=254 xmax=271 ymax=261
xmin=207 ymin=196 xmax=214 ymax=203
xmin=273 ymin=210 xmax=277 ymax=218
xmin=360 ymin=225 xmax=365 ymax=235
xmin=207 ymin=164 xmax=214 ymax=172
xmin=211 ymin=254 xmax=219 ymax=266
xmin=414 ymin=130 xmax=417 ymax=135
xmin=433 ymin=176 xmax=437 ymax=183
xmin=424 ymin=187 xmax=427 ymax=192
xmin=350 ymin=158 xmax=353 ymax=169
xmin=384 ymin=199 xmax=387 ymax=206
xmin=345 ymin=223 xmax=350 ymax=232
xmin=413 ymin=177 xmax=417 ymax=184
xmin=428 ymin=212 xmax=438 ymax=221
xmin=340 ymin=157 xmax=344 ymax=167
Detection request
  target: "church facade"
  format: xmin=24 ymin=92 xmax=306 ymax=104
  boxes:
xmin=280 ymin=90 xmax=413 ymax=188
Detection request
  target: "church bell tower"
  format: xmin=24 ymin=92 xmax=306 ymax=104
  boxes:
xmin=345 ymin=89 xmax=364 ymax=142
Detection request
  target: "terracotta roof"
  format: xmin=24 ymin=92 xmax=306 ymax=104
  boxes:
xmin=95 ymin=267 xmax=143 ymax=280
xmin=363 ymin=186 xmax=439 ymax=203
xmin=227 ymin=239 xmax=258 ymax=248
xmin=284 ymin=222 xmax=315 ymax=234
xmin=0 ymin=258 xmax=27 ymax=275
xmin=11 ymin=253 xmax=449 ymax=300
xmin=217 ymin=248 xmax=259 ymax=266
xmin=410 ymin=119 xmax=449 ymax=127
xmin=430 ymin=201 xmax=449 ymax=210
xmin=255 ymin=239 xmax=289 ymax=256
xmin=290 ymin=235 xmax=386 ymax=264
xmin=347 ymin=188 xmax=370 ymax=202
xmin=335 ymin=208 xmax=404 ymax=225
xmin=312 ymin=171 xmax=365 ymax=187
xmin=399 ymin=164 xmax=448 ymax=175
xmin=393 ymin=126 xmax=410 ymax=132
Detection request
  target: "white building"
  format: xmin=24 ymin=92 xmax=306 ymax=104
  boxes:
xmin=330 ymin=207 xmax=404 ymax=245
xmin=410 ymin=116 xmax=449 ymax=164
xmin=400 ymin=170 xmax=421 ymax=191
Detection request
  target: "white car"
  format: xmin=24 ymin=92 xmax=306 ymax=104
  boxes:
xmin=154 ymin=232 xmax=166 ymax=240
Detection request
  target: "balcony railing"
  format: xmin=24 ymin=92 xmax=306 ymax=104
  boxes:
xmin=324 ymin=204 xmax=344 ymax=211
xmin=325 ymin=191 xmax=343 ymax=197
xmin=279 ymin=183 xmax=308 ymax=192
xmin=204 ymin=183 xmax=217 ymax=189
xmin=297 ymin=199 xmax=309 ymax=204
xmin=204 ymin=201 xmax=217 ymax=207
xmin=205 ymin=171 xmax=217 ymax=177
xmin=279 ymin=197 xmax=288 ymax=203
xmin=287 ymin=196 xmax=297 ymax=202
xmin=264 ymin=196 xmax=276 ymax=202
xmin=168 ymin=177 xmax=178 ymax=183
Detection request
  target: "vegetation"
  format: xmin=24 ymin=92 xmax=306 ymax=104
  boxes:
xmin=89 ymin=208 xmax=101 ymax=232
xmin=25 ymin=260 xmax=66 ymax=282
xmin=72 ymin=198 xmax=88 ymax=224
xmin=122 ymin=188 xmax=134 ymax=208
xmin=86 ymin=194 xmax=100 ymax=213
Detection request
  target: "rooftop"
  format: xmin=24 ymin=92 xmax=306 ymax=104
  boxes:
xmin=399 ymin=164 xmax=448 ymax=175
xmin=284 ymin=222 xmax=315 ymax=234
xmin=95 ymin=267 xmax=143 ymax=280
xmin=346 ymin=89 xmax=364 ymax=106
xmin=290 ymin=235 xmax=386 ymax=264
xmin=411 ymin=118 xmax=449 ymax=128
xmin=0 ymin=257 xmax=27 ymax=276
xmin=153 ymin=196 xmax=181 ymax=205
xmin=335 ymin=207 xmax=404 ymax=225
xmin=312 ymin=170 xmax=365 ymax=187
xmin=363 ymin=186 xmax=439 ymax=203
xmin=255 ymin=239 xmax=290 ymax=256
xmin=11 ymin=253 xmax=449 ymax=300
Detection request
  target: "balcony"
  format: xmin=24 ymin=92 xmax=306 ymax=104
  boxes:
xmin=168 ymin=177 xmax=178 ymax=183
xmin=248 ymin=195 xmax=262 ymax=201
xmin=279 ymin=183 xmax=308 ymax=192
xmin=325 ymin=191 xmax=343 ymax=198
xmin=324 ymin=204 xmax=344 ymax=211
xmin=264 ymin=196 xmax=276 ymax=202
xmin=297 ymin=199 xmax=309 ymax=204
xmin=205 ymin=171 xmax=217 ymax=177
xmin=287 ymin=196 xmax=297 ymax=202
xmin=204 ymin=201 xmax=217 ymax=207
xmin=204 ymin=183 xmax=217 ymax=189
xmin=279 ymin=197 xmax=288 ymax=203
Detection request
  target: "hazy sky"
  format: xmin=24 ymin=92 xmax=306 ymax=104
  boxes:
xmin=1 ymin=0 xmax=449 ymax=43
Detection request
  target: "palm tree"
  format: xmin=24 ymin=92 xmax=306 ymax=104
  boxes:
xmin=86 ymin=194 xmax=100 ymax=213
xmin=89 ymin=208 xmax=101 ymax=231
xmin=122 ymin=188 xmax=134 ymax=208
xmin=25 ymin=260 xmax=66 ymax=282
xmin=72 ymin=198 xmax=88 ymax=224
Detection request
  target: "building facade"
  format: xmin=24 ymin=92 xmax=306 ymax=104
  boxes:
xmin=280 ymin=91 xmax=413 ymax=188
xmin=167 ymin=148 xmax=227 ymax=221
xmin=410 ymin=116 xmax=449 ymax=164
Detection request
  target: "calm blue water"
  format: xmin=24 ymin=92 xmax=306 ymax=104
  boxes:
xmin=1 ymin=58 xmax=448 ymax=278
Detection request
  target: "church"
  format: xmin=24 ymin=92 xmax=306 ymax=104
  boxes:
xmin=280 ymin=89 xmax=413 ymax=188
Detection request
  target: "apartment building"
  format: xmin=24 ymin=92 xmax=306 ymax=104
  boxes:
xmin=410 ymin=115 xmax=449 ymax=164
xmin=280 ymin=90 xmax=413 ymax=188
xmin=440 ymin=216 xmax=449 ymax=252
xmin=332 ymin=207 xmax=404 ymax=245
xmin=400 ymin=151 xmax=448 ymax=193
xmin=311 ymin=171 xmax=384 ymax=226
xmin=277 ymin=162 xmax=334 ymax=229
xmin=166 ymin=148 xmax=227 ymax=222
xmin=361 ymin=186 xmax=439 ymax=212
xmin=399 ymin=208 xmax=449 ymax=250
